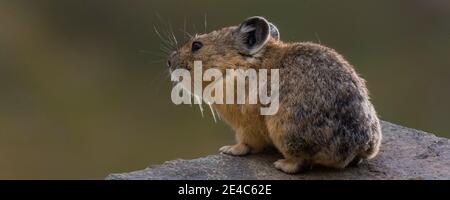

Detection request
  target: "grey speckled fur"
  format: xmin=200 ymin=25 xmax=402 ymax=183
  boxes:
xmin=269 ymin=42 xmax=381 ymax=168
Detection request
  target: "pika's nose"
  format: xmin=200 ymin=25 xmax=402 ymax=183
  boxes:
xmin=167 ymin=51 xmax=177 ymax=68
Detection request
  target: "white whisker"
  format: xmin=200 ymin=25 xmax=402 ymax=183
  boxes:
xmin=315 ymin=32 xmax=322 ymax=44
xmin=154 ymin=26 xmax=175 ymax=50
xmin=194 ymin=95 xmax=204 ymax=118
xmin=204 ymin=13 xmax=208 ymax=33
xmin=207 ymin=103 xmax=217 ymax=123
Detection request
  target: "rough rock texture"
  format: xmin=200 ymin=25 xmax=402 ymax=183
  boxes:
xmin=107 ymin=121 xmax=450 ymax=180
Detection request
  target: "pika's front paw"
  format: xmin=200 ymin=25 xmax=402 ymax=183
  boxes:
xmin=219 ymin=144 xmax=250 ymax=156
xmin=274 ymin=158 xmax=310 ymax=174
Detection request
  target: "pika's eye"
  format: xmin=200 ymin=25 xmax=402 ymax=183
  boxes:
xmin=191 ymin=41 xmax=203 ymax=52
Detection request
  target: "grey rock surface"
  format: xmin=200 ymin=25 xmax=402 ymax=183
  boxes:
xmin=106 ymin=121 xmax=450 ymax=180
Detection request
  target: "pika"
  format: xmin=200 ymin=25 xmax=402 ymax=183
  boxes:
xmin=167 ymin=16 xmax=382 ymax=173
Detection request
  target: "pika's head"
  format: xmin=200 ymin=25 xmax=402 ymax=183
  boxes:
xmin=166 ymin=16 xmax=280 ymax=72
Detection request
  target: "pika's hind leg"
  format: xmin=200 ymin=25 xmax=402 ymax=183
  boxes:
xmin=271 ymin=142 xmax=312 ymax=173
xmin=266 ymin=118 xmax=312 ymax=173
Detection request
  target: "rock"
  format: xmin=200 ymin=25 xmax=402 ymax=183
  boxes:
xmin=106 ymin=121 xmax=450 ymax=180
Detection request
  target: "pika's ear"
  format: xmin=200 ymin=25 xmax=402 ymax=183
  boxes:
xmin=269 ymin=23 xmax=280 ymax=40
xmin=237 ymin=16 xmax=271 ymax=55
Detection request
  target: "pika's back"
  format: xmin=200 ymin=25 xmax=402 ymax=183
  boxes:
xmin=280 ymin=42 xmax=367 ymax=100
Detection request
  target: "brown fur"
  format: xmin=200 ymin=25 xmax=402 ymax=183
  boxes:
xmin=167 ymin=17 xmax=382 ymax=173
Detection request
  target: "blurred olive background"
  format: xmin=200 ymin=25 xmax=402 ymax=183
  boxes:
xmin=0 ymin=0 xmax=449 ymax=179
